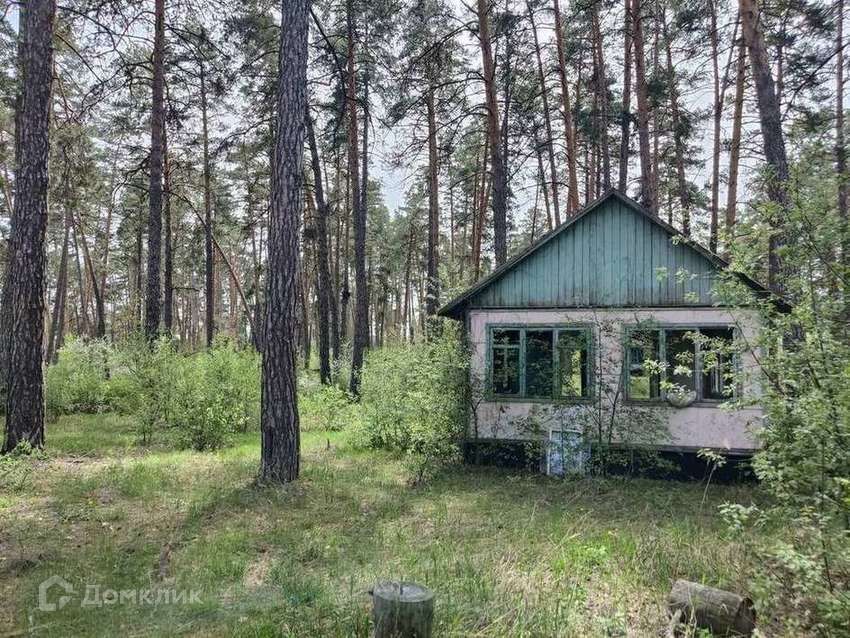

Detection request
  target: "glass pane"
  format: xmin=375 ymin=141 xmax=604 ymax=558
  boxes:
xmin=493 ymin=329 xmax=520 ymax=346
xmin=491 ymin=330 xmax=520 ymax=395
xmin=701 ymin=328 xmax=735 ymax=400
xmin=492 ymin=345 xmax=520 ymax=395
xmin=628 ymin=330 xmax=660 ymax=399
xmin=666 ymin=330 xmax=697 ymax=393
xmin=558 ymin=330 xmax=588 ymax=398
xmin=526 ymin=330 xmax=554 ymax=398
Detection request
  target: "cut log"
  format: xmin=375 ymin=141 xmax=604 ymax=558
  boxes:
xmin=371 ymin=581 xmax=434 ymax=638
xmin=668 ymin=579 xmax=756 ymax=636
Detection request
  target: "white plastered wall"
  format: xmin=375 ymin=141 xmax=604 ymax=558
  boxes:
xmin=467 ymin=307 xmax=764 ymax=453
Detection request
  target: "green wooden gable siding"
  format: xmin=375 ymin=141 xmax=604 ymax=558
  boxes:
xmin=471 ymin=198 xmax=716 ymax=308
xmin=439 ymin=191 xmax=766 ymax=318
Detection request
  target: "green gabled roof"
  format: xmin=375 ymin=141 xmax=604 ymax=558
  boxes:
xmin=438 ymin=189 xmax=780 ymax=319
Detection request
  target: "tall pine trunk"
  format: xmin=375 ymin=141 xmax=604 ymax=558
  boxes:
xmin=632 ymin=0 xmax=655 ymax=212
xmin=592 ymin=6 xmax=611 ymax=191
xmin=46 ymin=211 xmax=71 ymax=364
xmin=306 ymin=115 xmax=334 ymax=384
xmin=726 ymin=36 xmax=746 ymax=244
xmin=145 ymin=0 xmax=165 ymax=339
xmin=259 ymin=0 xmax=308 ymax=484
xmin=527 ymin=2 xmax=561 ymax=225
xmin=2 ymin=0 xmax=56 ymax=452
xmin=836 ymin=0 xmax=849 ymax=303
xmin=709 ymin=0 xmax=721 ymax=252
xmin=476 ymin=0 xmax=508 ymax=265
xmin=201 ymin=62 xmax=215 ymax=347
xmin=163 ymin=130 xmax=174 ymax=334
xmin=425 ymin=85 xmax=440 ymax=316
xmin=663 ymin=11 xmax=690 ymax=235
xmin=740 ymin=0 xmax=790 ymax=294
xmin=553 ymin=0 xmax=580 ymax=212
xmin=347 ymin=0 xmax=369 ymax=395
xmin=618 ymin=0 xmax=633 ymax=192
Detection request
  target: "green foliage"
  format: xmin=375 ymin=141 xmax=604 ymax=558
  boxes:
xmin=0 ymin=441 xmax=47 ymax=493
xmin=713 ymin=139 xmax=850 ymax=634
xmin=299 ymin=382 xmax=351 ymax=431
xmin=44 ymin=338 xmax=113 ymax=419
xmin=357 ymin=321 xmax=470 ymax=483
xmin=44 ymin=337 xmax=261 ymax=451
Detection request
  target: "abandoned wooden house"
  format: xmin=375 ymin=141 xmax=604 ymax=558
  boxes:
xmin=439 ymin=190 xmax=773 ymax=474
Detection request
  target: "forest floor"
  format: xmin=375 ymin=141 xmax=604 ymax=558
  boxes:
xmin=1 ymin=414 xmax=769 ymax=637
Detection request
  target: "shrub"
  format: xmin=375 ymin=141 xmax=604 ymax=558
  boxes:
xmin=119 ymin=337 xmax=260 ymax=450
xmin=46 ymin=336 xmax=261 ymax=450
xmin=200 ymin=338 xmax=261 ymax=433
xmin=45 ymin=338 xmax=113 ymax=419
xmin=357 ymin=321 xmax=469 ymax=483
xmin=111 ymin=336 xmax=181 ymax=444
xmin=299 ymin=382 xmax=351 ymax=431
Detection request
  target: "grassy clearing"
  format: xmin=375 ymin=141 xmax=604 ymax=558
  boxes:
xmin=2 ymin=414 xmax=771 ymax=637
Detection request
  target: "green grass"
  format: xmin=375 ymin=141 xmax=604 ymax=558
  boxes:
xmin=1 ymin=414 xmax=770 ymax=637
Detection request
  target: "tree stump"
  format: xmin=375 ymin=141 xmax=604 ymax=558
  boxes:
xmin=667 ymin=579 xmax=756 ymax=636
xmin=371 ymin=581 xmax=434 ymax=638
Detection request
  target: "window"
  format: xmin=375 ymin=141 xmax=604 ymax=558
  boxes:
xmin=488 ymin=326 xmax=591 ymax=400
xmin=491 ymin=329 xmax=520 ymax=395
xmin=627 ymin=330 xmax=661 ymax=399
xmin=666 ymin=330 xmax=696 ymax=394
xmin=558 ymin=330 xmax=590 ymax=398
xmin=625 ymin=326 xmax=738 ymax=402
xmin=526 ymin=330 xmax=554 ymax=398
xmin=700 ymin=328 xmax=735 ymax=400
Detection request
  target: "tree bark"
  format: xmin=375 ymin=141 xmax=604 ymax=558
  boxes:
xmin=740 ymin=0 xmax=790 ymax=294
xmin=709 ymin=0 xmax=721 ymax=252
xmin=75 ymin=213 xmax=106 ymax=338
xmin=668 ymin=580 xmax=756 ymax=636
xmin=553 ymin=0 xmax=580 ymax=212
xmin=47 ymin=210 xmax=71 ymax=364
xmin=2 ymin=0 xmax=55 ymax=452
xmin=618 ymin=0 xmax=633 ymax=193
xmin=425 ymin=84 xmax=440 ymax=316
xmin=632 ymin=0 xmax=655 ymax=212
xmin=259 ymin=0 xmax=308 ymax=484
xmin=144 ymin=0 xmax=165 ymax=339
xmin=163 ymin=129 xmax=174 ymax=334
xmin=725 ymin=36 xmax=746 ymax=243
xmin=663 ymin=11 xmax=690 ymax=236
xmin=348 ymin=0 xmax=369 ymax=396
xmin=476 ymin=0 xmax=509 ymax=265
xmin=307 ymin=115 xmax=334 ymax=384
xmin=201 ymin=61 xmax=215 ymax=347
xmin=592 ymin=6 xmax=611 ymax=191
xmin=527 ymin=1 xmax=561 ymax=225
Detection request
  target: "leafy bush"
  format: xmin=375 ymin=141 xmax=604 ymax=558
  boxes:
xmin=169 ymin=340 xmax=260 ymax=450
xmin=45 ymin=336 xmax=260 ymax=451
xmin=299 ymin=382 xmax=352 ymax=431
xmin=357 ymin=321 xmax=469 ymax=483
xmin=712 ymin=144 xmax=850 ymax=634
xmin=45 ymin=338 xmax=113 ymax=419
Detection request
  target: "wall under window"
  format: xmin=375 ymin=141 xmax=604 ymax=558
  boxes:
xmin=470 ymin=308 xmax=763 ymax=453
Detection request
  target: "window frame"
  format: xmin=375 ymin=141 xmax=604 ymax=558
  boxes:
xmin=485 ymin=323 xmax=594 ymax=403
xmin=622 ymin=324 xmax=741 ymax=406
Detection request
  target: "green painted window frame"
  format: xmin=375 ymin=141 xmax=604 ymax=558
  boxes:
xmin=485 ymin=323 xmax=594 ymax=403
xmin=622 ymin=324 xmax=741 ymax=406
